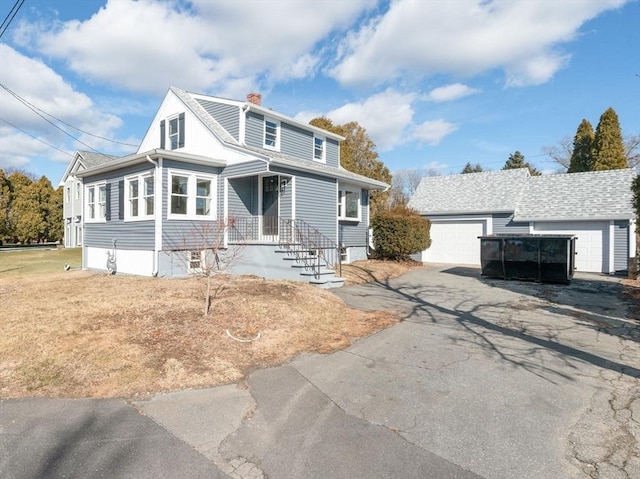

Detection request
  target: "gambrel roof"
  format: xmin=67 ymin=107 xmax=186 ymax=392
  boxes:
xmin=408 ymin=167 xmax=637 ymax=221
xmin=514 ymin=168 xmax=636 ymax=221
xmin=408 ymin=168 xmax=530 ymax=214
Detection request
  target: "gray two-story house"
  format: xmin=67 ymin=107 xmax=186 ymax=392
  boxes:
xmin=60 ymin=87 xmax=388 ymax=286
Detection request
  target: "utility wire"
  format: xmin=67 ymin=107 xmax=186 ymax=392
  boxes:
xmin=0 ymin=82 xmax=139 ymax=148
xmin=0 ymin=0 xmax=25 ymax=38
xmin=0 ymin=116 xmax=73 ymax=157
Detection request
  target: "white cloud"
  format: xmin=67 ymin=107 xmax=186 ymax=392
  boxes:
xmin=412 ymin=120 xmax=459 ymax=146
xmin=331 ymin=0 xmax=626 ymax=87
xmin=425 ymin=83 xmax=481 ymax=102
xmin=323 ymin=89 xmax=416 ymax=151
xmin=0 ymin=45 xmax=128 ymax=171
xmin=17 ymin=0 xmax=375 ymax=97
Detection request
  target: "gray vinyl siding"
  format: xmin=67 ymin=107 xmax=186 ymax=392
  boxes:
xmin=492 ymin=213 xmax=529 ymax=234
xmin=245 ymin=111 xmax=264 ymax=149
xmin=222 ymin=160 xmax=267 ymax=178
xmin=161 ymin=160 xmax=223 ymax=251
xmin=273 ymin=166 xmax=337 ymax=242
xmin=613 ymin=220 xmax=629 ymax=272
xmin=227 ymin=176 xmax=258 ymax=217
xmin=243 ymin=111 xmax=337 ymax=165
xmin=196 ymin=99 xmax=240 ymax=140
xmin=339 ymin=189 xmax=369 ymax=247
xmin=83 ymin=164 xmax=155 ymax=250
xmin=279 ymin=176 xmax=293 ymax=221
xmin=281 ymin=123 xmax=313 ymax=160
xmin=326 ymin=138 xmax=339 ymax=168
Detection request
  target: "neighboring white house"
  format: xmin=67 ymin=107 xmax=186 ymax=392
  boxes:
xmin=408 ymin=168 xmax=637 ymax=274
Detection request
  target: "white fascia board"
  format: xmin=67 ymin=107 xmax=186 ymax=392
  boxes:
xmin=268 ymin=159 xmax=387 ymax=190
xmin=75 ymin=149 xmax=226 ymax=178
xmin=514 ymin=215 xmax=634 ymax=223
xmin=418 ymin=209 xmax=514 ymax=216
xmin=58 ymin=152 xmax=85 ymax=187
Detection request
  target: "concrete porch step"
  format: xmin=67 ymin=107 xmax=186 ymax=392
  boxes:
xmin=308 ymin=276 xmax=345 ymax=289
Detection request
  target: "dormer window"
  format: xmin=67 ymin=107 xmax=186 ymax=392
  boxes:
xmin=314 ymin=136 xmax=325 ymax=162
xmin=160 ymin=113 xmax=185 ymax=150
xmin=264 ymin=118 xmax=280 ymax=150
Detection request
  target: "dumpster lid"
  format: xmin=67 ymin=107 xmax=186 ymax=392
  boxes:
xmin=478 ymin=234 xmax=577 ymax=239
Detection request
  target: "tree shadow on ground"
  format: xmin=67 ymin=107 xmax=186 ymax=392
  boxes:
xmin=442 ymin=266 xmax=639 ymax=343
xmin=336 ymin=266 xmax=639 ymax=383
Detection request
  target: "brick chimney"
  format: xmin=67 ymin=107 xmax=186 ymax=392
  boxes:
xmin=246 ymin=92 xmax=262 ymax=106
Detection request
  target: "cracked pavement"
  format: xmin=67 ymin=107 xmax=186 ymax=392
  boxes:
xmin=2 ymin=265 xmax=638 ymax=478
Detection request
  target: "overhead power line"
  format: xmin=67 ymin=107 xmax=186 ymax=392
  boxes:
xmin=0 ymin=0 xmax=25 ymax=39
xmin=0 ymin=82 xmax=138 ymax=154
xmin=0 ymin=116 xmax=74 ymax=157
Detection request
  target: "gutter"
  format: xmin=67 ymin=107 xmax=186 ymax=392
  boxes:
xmin=146 ymin=155 xmax=161 ymax=277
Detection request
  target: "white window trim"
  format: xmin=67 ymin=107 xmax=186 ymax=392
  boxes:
xmin=263 ymin=117 xmax=280 ymax=151
xmin=75 ymin=182 xmax=81 ymax=200
xmin=168 ymin=114 xmax=182 ymax=151
xmin=84 ymin=181 xmax=107 ymax=223
xmin=167 ymin=169 xmax=218 ymax=221
xmin=187 ymin=250 xmax=202 ymax=273
xmin=313 ymin=135 xmax=326 ymax=162
xmin=338 ymin=187 xmax=361 ymax=222
xmin=124 ymin=173 xmax=155 ymax=222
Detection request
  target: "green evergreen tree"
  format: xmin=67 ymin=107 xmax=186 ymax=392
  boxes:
xmin=568 ymin=119 xmax=594 ymax=172
xmin=502 ymin=151 xmax=541 ymax=176
xmin=592 ymin=107 xmax=627 ymax=170
xmin=461 ymin=162 xmax=484 ymax=174
xmin=310 ymin=116 xmax=392 ymax=218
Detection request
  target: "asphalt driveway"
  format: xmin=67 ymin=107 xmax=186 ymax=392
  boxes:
xmin=2 ymin=265 xmax=638 ymax=479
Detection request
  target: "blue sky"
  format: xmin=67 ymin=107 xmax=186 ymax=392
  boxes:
xmin=0 ymin=0 xmax=638 ymax=184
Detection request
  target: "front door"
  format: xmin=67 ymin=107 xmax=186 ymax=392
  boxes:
xmin=262 ymin=176 xmax=279 ymax=238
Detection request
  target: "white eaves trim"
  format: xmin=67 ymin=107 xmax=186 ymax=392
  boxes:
xmin=74 ymin=149 xmax=226 ymax=179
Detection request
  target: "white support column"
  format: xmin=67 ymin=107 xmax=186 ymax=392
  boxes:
xmin=630 ymin=219 xmax=637 ymax=274
xmin=609 ymin=220 xmax=615 ymax=275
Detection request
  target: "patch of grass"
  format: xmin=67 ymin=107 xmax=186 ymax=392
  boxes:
xmin=0 ymin=248 xmax=82 ymax=278
xmin=0 ymin=259 xmax=419 ymax=399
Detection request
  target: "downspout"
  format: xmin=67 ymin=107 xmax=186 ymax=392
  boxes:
xmin=146 ymin=155 xmax=161 ymax=277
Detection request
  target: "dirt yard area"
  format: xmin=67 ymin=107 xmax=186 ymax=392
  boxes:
xmin=0 ymin=259 xmax=418 ymax=399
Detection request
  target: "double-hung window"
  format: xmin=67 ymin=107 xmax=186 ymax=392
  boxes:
xmin=338 ymin=188 xmax=360 ymax=221
xmin=85 ymin=183 xmax=107 ymax=222
xmin=169 ymin=170 xmax=216 ymax=220
xmin=313 ymin=136 xmax=325 ymax=162
xmin=160 ymin=113 xmax=185 ymax=150
xmin=264 ymin=118 xmax=279 ymax=150
xmin=125 ymin=173 xmax=154 ymax=220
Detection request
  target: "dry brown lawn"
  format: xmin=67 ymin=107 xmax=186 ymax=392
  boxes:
xmin=0 ymin=259 xmax=418 ymax=399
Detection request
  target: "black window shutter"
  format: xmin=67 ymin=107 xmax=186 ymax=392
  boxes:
xmin=118 ymin=180 xmax=124 ymax=220
xmin=178 ymin=113 xmax=185 ymax=148
xmin=160 ymin=120 xmax=166 ymax=149
xmin=105 ymin=183 xmax=112 ymax=221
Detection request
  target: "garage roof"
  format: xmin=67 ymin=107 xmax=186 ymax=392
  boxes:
xmin=408 ymin=168 xmax=530 ymax=215
xmin=514 ymin=168 xmax=636 ymax=221
xmin=409 ymin=167 xmax=637 ymax=221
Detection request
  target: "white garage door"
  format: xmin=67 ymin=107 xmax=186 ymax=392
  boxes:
xmin=534 ymin=221 xmax=608 ymax=273
xmin=423 ymin=220 xmax=485 ymax=265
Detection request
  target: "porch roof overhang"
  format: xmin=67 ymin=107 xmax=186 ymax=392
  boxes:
xmin=74 ymin=149 xmax=227 ymax=179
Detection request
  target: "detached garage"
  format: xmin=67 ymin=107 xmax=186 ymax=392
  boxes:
xmin=418 ymin=218 xmax=488 ymax=265
xmin=408 ymin=168 xmax=636 ymax=274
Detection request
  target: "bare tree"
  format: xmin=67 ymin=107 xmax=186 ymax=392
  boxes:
xmin=389 ymin=168 xmax=430 ymax=208
xmin=169 ymin=219 xmax=245 ymax=316
xmin=543 ymin=134 xmax=639 ymax=171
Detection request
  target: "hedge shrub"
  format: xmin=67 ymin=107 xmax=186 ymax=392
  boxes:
xmin=372 ymin=206 xmax=431 ymax=260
